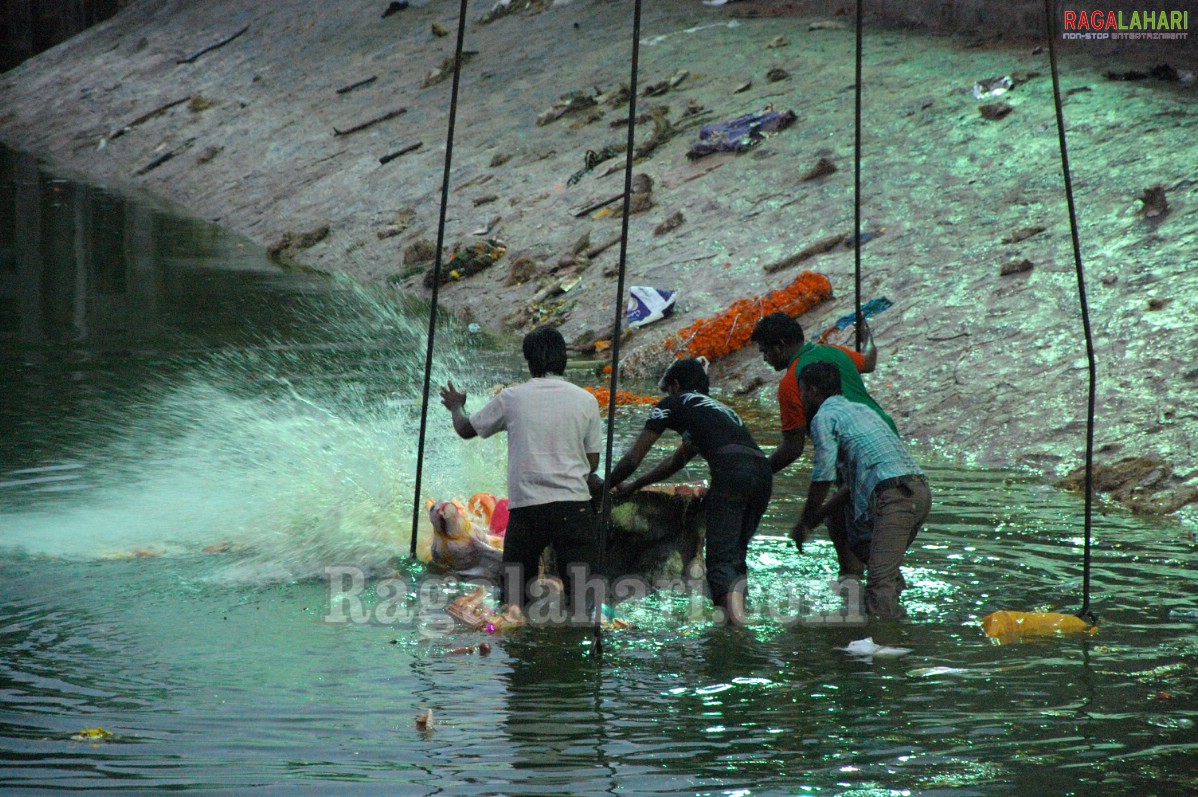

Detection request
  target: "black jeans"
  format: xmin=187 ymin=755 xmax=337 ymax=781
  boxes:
xmin=500 ymin=500 xmax=598 ymax=612
xmin=704 ymin=456 xmax=773 ymax=601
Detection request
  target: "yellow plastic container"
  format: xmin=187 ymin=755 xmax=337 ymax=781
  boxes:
xmin=981 ymin=610 xmax=1097 ymax=643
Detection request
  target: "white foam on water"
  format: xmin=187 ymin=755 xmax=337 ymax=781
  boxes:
xmin=0 ymin=283 xmax=510 ymax=583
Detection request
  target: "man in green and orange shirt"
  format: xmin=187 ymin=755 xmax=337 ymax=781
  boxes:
xmin=750 ymin=311 xmax=896 ymax=580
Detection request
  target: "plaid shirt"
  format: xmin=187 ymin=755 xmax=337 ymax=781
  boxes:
xmin=809 ymin=395 xmax=924 ymax=524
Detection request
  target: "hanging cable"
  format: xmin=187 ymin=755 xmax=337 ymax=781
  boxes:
xmin=853 ymin=0 xmax=864 ymax=352
xmin=410 ymin=0 xmax=472 ymax=557
xmin=1044 ymin=0 xmax=1097 ymax=621
xmin=592 ymin=0 xmax=645 ymax=658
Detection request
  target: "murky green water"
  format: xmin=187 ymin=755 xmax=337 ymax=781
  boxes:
xmin=2 ymin=150 xmax=1196 ymax=795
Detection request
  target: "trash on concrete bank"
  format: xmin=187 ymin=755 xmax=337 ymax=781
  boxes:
xmin=537 ymin=89 xmax=598 ymax=126
xmin=626 ymin=286 xmax=678 ymax=329
xmin=1105 ymin=63 xmax=1183 ymax=82
xmin=978 ymin=102 xmax=1013 ymax=120
xmin=268 ymin=224 xmax=330 ymax=264
xmin=424 ymin=239 xmax=507 ymax=288
xmin=566 ymin=145 xmax=623 ymax=186
xmin=686 ymin=106 xmax=797 ymax=160
xmin=1000 ymin=224 xmax=1046 ymax=244
xmin=800 ymin=157 xmax=837 ymax=181
xmin=382 ymin=2 xmax=408 ymax=18
xmin=1140 ymin=184 xmax=1168 ymax=218
xmin=1000 ymin=259 xmax=1034 ymax=276
xmin=421 ymin=53 xmax=477 ymax=89
xmin=654 ymin=210 xmax=685 ymax=236
xmin=817 ymin=297 xmax=893 ymax=346
xmin=973 ymin=75 xmax=1013 ymax=100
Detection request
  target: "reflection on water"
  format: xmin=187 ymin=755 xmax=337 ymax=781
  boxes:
xmin=1 ymin=151 xmax=1197 ymax=794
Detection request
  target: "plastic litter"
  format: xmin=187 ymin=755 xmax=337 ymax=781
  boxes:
xmin=626 ymin=286 xmax=677 ymax=328
xmin=818 ymin=297 xmax=893 ymax=346
xmin=686 ymin=106 xmax=797 ymax=160
xmin=838 ymin=637 xmax=913 ymax=660
xmin=981 ymin=610 xmax=1097 ymax=643
xmin=973 ymin=76 xmax=1013 ymax=100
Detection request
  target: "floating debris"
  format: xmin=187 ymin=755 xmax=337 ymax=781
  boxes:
xmin=839 ymin=638 xmax=913 ymax=660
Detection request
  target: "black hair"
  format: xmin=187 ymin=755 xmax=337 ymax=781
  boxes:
xmin=798 ymin=361 xmax=842 ymax=396
xmin=659 ymin=357 xmax=710 ymax=394
xmin=749 ymin=312 xmax=805 ymax=347
xmin=522 ymin=326 xmax=568 ymax=377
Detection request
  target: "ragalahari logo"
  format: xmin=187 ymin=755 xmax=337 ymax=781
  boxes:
xmin=1062 ymin=8 xmax=1189 ymax=39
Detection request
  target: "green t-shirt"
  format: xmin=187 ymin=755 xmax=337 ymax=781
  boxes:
xmin=789 ymin=342 xmax=897 ymax=434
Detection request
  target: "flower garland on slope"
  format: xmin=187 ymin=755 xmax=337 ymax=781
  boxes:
xmin=665 ymin=270 xmax=832 ymax=361
xmin=584 ymin=386 xmax=659 ymax=410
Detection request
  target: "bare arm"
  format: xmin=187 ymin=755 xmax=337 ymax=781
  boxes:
xmin=439 ymin=381 xmax=478 ymax=439
xmin=606 ymin=428 xmax=662 ymax=490
xmin=858 ymin=319 xmax=878 ymax=374
xmin=768 ymin=428 xmax=806 ymax=474
xmin=793 ymin=480 xmax=834 ymax=550
xmin=618 ymin=441 xmax=698 ymax=497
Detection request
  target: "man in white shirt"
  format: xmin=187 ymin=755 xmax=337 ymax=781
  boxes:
xmin=441 ymin=326 xmax=603 ymax=617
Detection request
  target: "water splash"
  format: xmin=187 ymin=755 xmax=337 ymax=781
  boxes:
xmin=0 ymin=278 xmax=510 ymax=580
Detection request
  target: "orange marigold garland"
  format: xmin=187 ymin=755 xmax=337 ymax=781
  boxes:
xmin=584 ymin=386 xmax=659 ymax=410
xmin=665 ymin=270 xmax=832 ymax=361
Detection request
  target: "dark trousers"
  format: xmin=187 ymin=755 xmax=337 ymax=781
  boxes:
xmin=500 ymin=500 xmax=598 ymax=611
xmin=704 ymin=456 xmax=773 ymax=601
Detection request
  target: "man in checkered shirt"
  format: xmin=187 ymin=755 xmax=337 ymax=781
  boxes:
xmin=793 ymin=361 xmax=932 ymax=619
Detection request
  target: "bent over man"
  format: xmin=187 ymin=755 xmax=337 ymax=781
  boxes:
xmin=750 ymin=311 xmax=896 ymax=580
xmin=607 ymin=358 xmax=772 ymax=626
xmin=795 ymin=361 xmax=931 ymax=619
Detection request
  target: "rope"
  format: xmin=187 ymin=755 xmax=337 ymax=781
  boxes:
xmin=1044 ymin=0 xmax=1097 ymax=621
xmin=853 ymin=0 xmax=864 ymax=352
xmin=593 ymin=0 xmax=645 ymax=658
xmin=409 ymin=0 xmax=472 ymax=557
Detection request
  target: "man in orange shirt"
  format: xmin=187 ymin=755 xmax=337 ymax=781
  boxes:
xmin=750 ymin=312 xmax=896 ymax=580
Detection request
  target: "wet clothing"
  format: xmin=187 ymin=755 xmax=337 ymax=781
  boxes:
xmin=502 ymin=500 xmax=597 ymax=612
xmin=777 ymin=343 xmax=895 ymax=434
xmin=808 ymin=395 xmax=930 ymax=618
xmin=470 ymin=376 xmax=602 ymax=509
xmin=644 ymin=392 xmax=762 ymax=460
xmin=703 ymin=455 xmax=772 ymax=601
xmin=809 ymin=396 xmax=923 ymax=530
xmin=469 ymin=375 xmax=602 ymax=609
xmin=854 ymin=475 xmax=931 ymax=619
xmin=643 ymin=392 xmax=772 ymax=600
xmin=776 ymin=342 xmax=895 ymax=579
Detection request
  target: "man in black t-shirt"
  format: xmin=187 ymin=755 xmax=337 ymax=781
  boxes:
xmin=607 ymin=358 xmax=773 ymax=626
